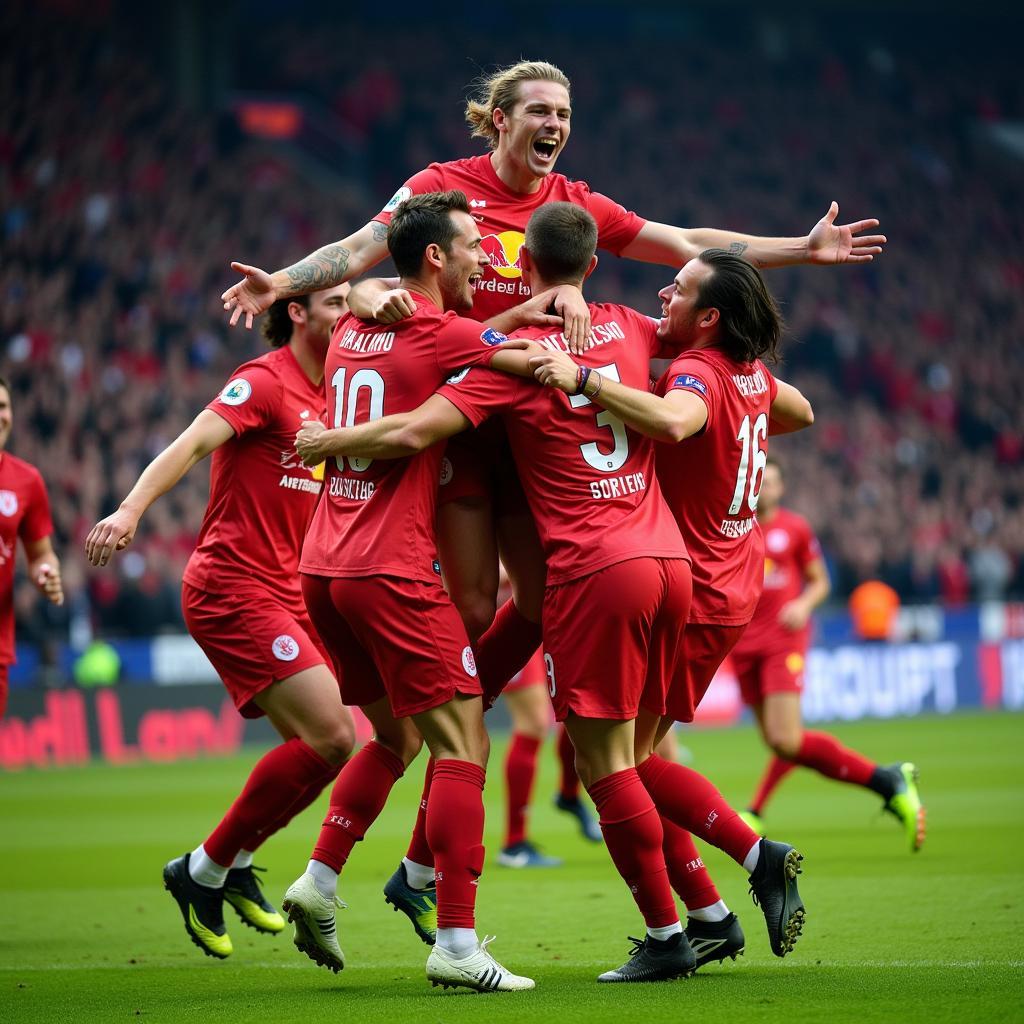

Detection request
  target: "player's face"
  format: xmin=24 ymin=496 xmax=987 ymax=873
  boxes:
xmin=306 ymin=284 xmax=351 ymax=353
xmin=656 ymin=260 xmax=714 ymax=348
xmin=439 ymin=211 xmax=490 ymax=311
xmin=758 ymin=463 xmax=784 ymax=514
xmin=0 ymin=387 xmax=10 ymax=451
xmin=497 ymin=80 xmax=572 ymax=179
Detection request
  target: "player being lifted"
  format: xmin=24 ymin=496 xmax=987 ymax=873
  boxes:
xmin=86 ymin=286 xmax=356 ymax=960
xmin=296 ymin=204 xmax=811 ymax=981
xmin=729 ymin=458 xmax=925 ymax=850
xmin=221 ymin=61 xmax=886 ymax=895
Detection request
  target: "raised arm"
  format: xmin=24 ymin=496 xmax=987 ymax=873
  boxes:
xmin=222 ymin=221 xmax=391 ymax=329
xmin=620 ymin=202 xmax=885 ymax=270
xmin=295 ymin=395 xmax=471 ymax=464
xmin=85 ymin=410 xmax=235 ymax=566
xmin=768 ymin=379 xmax=814 ymax=435
xmin=529 ymin=350 xmax=707 ymax=443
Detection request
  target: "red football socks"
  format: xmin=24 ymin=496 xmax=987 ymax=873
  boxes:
xmin=311 ymin=740 xmax=405 ymax=873
xmin=587 ymin=768 xmax=678 ymax=929
xmin=556 ymin=724 xmax=580 ymax=801
xmin=749 ymin=756 xmax=798 ymax=816
xmin=404 ymin=756 xmax=435 ymax=867
xmin=793 ymin=730 xmax=876 ymax=786
xmin=637 ymin=755 xmax=758 ymax=868
xmin=427 ymin=759 xmax=487 ymax=929
xmin=474 ymin=600 xmax=543 ymax=706
xmin=505 ymin=733 xmax=542 ymax=847
xmin=203 ymin=737 xmax=336 ymax=867
xmin=242 ymin=755 xmax=342 ymax=854
xmin=660 ymin=816 xmax=721 ymax=911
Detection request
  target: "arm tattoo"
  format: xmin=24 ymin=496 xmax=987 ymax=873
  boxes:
xmin=283 ymin=243 xmax=351 ymax=296
xmin=727 ymin=241 xmax=749 ymax=257
xmin=371 ymin=221 xmax=388 ymax=243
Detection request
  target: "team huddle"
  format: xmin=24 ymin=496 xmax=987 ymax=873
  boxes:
xmin=84 ymin=60 xmax=924 ymax=992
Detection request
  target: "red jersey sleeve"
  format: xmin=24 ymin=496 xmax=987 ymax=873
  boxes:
xmin=584 ymin=189 xmax=647 ymax=255
xmin=664 ymin=354 xmax=716 ymax=430
xmin=206 ymin=363 xmax=281 ymax=436
xmin=374 ymin=165 xmax=447 ymax=225
xmin=18 ymin=468 xmax=53 ymax=545
xmin=439 ymin=367 xmax=521 ymax=427
xmin=433 ymin=314 xmax=507 ymax=376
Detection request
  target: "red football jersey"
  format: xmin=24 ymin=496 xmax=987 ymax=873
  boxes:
xmin=0 ymin=453 xmax=54 ymax=664
xmin=732 ymin=507 xmax=822 ymax=655
xmin=300 ymin=296 xmax=500 ymax=582
xmin=440 ymin=304 xmax=687 ymax=584
xmin=183 ymin=345 xmax=326 ymax=601
xmin=655 ymin=348 xmax=778 ymax=625
xmin=374 ymin=155 xmax=645 ymax=321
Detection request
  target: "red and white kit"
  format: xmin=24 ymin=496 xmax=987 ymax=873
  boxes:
xmin=730 ymin=508 xmax=822 ymax=705
xmin=441 ymin=303 xmax=691 ymax=721
xmin=299 ymin=298 xmax=500 ymax=714
xmin=182 ymin=345 xmax=329 ymax=716
xmin=654 ymin=348 xmax=778 ymax=722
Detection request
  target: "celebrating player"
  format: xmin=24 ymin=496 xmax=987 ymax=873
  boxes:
xmin=298 ymin=205 xmax=811 ymax=981
xmin=0 ymin=376 xmax=64 ymax=719
xmin=730 ymin=458 xmax=926 ymax=850
xmin=85 ymin=284 xmax=355 ymax=960
xmin=281 ymin=191 xmax=541 ymax=993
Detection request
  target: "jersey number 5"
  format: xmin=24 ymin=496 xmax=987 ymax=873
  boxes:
xmin=728 ymin=412 xmax=768 ymax=514
xmin=330 ymin=367 xmax=385 ymax=472
xmin=568 ymin=363 xmax=629 ymax=473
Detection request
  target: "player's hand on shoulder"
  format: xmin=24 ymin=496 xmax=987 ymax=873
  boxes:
xmin=295 ymin=419 xmax=327 ymax=466
xmin=371 ymin=288 xmax=417 ymax=324
xmin=221 ymin=261 xmax=277 ymax=328
xmin=550 ymin=285 xmax=592 ymax=355
xmin=516 ymin=287 xmax=565 ymax=332
xmin=35 ymin=562 xmax=64 ymax=607
xmin=530 ymin=349 xmax=581 ymax=394
xmin=85 ymin=510 xmax=139 ymax=568
xmin=806 ymin=201 xmax=886 ymax=265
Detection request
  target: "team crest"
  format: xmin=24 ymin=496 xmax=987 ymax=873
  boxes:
xmin=480 ymin=327 xmax=508 ymax=347
xmin=272 ymin=634 xmax=300 ymax=662
xmin=766 ymin=529 xmax=790 ymax=553
xmin=439 ymin=456 xmax=454 ymax=486
xmin=220 ymin=378 xmax=252 ymax=406
xmin=461 ymin=646 xmax=478 ymax=677
xmin=0 ymin=491 xmax=17 ymax=517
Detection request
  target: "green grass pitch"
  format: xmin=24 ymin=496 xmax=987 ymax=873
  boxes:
xmin=3 ymin=712 xmax=1022 ymax=1024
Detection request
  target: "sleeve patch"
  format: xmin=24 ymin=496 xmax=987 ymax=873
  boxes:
xmin=672 ymin=374 xmax=708 ymax=396
xmin=382 ymin=186 xmax=412 ymax=213
xmin=480 ymin=327 xmax=508 ymax=347
xmin=219 ymin=378 xmax=252 ymax=406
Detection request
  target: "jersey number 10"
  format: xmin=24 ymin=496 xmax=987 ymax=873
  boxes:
xmin=330 ymin=367 xmax=386 ymax=472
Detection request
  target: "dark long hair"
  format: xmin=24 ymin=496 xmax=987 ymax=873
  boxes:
xmin=697 ymin=249 xmax=783 ymax=364
xmin=261 ymin=294 xmax=309 ymax=348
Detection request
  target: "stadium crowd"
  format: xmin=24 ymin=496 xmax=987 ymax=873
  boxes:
xmin=3 ymin=8 xmax=1023 ymax=642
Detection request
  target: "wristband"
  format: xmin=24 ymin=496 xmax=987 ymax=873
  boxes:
xmin=573 ymin=365 xmax=592 ymax=395
xmin=587 ymin=370 xmax=604 ymax=400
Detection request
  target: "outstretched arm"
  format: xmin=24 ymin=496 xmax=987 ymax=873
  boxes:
xmin=768 ymin=379 xmax=814 ymax=435
xmin=529 ymin=350 xmax=707 ymax=443
xmin=222 ymin=221 xmax=390 ymax=328
xmin=85 ymin=411 xmax=235 ymax=566
xmin=295 ymin=395 xmax=471 ymax=464
xmin=621 ymin=202 xmax=885 ymax=270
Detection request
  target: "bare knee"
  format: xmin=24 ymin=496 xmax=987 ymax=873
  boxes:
xmin=765 ymin=726 xmax=802 ymax=761
xmin=374 ymin=725 xmax=424 ymax=768
xmin=302 ymin=714 xmax=357 ymax=765
xmin=456 ymin=594 xmax=498 ymax=644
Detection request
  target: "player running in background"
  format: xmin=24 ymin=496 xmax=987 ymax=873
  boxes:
xmin=282 ymin=191 xmax=538 ymax=993
xmin=299 ymin=205 xmax=810 ymax=982
xmin=730 ymin=458 xmax=926 ymax=851
xmin=0 ymin=375 xmax=64 ymax=718
xmin=85 ymin=285 xmax=355 ymax=961
xmin=531 ymin=247 xmax=815 ymax=967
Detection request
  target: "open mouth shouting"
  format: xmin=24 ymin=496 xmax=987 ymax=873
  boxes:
xmin=532 ymin=136 xmax=560 ymax=166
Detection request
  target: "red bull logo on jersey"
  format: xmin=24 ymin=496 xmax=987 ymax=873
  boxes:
xmin=479 ymin=230 xmax=525 ymax=279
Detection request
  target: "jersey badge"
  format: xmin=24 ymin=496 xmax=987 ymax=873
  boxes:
xmin=272 ymin=635 xmax=300 ymax=662
xmin=220 ymin=378 xmax=252 ymax=406
xmin=383 ymin=186 xmax=412 ymax=213
xmin=0 ymin=490 xmax=17 ymax=517
xmin=480 ymin=327 xmax=508 ymax=347
xmin=461 ymin=646 xmax=478 ymax=677
xmin=673 ymin=374 xmax=708 ymax=396
xmin=439 ymin=456 xmax=454 ymax=485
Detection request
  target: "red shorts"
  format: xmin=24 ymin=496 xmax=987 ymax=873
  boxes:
xmin=731 ymin=646 xmax=808 ymax=707
xmin=181 ymin=581 xmax=329 ymax=719
xmin=0 ymin=663 xmax=9 ymax=718
xmin=503 ymin=646 xmax=546 ymax=694
xmin=438 ymin=425 xmax=530 ymax=515
xmin=666 ymin=622 xmax=749 ymax=723
xmin=543 ymin=557 xmax=691 ymax=722
xmin=300 ymin=573 xmax=482 ymax=718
